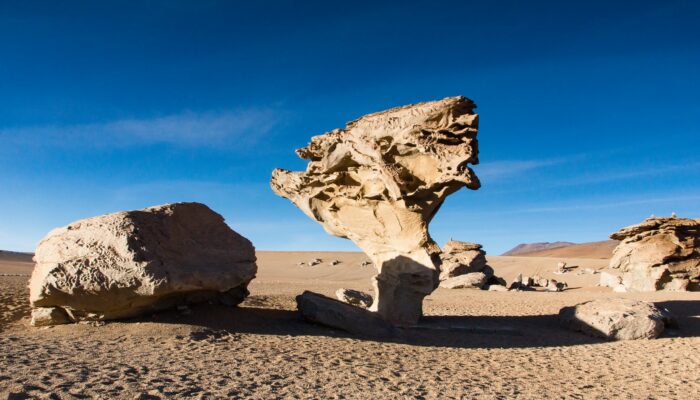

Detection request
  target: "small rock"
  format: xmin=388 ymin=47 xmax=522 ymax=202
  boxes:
xmin=31 ymin=307 xmax=71 ymax=327
xmin=329 ymin=260 xmax=341 ymax=266
xmin=487 ymin=284 xmax=508 ymax=292
xmin=545 ymin=280 xmax=567 ymax=292
xmin=335 ymin=288 xmax=373 ymax=308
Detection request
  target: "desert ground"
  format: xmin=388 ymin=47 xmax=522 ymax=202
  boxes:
xmin=1 ymin=249 xmax=699 ymax=399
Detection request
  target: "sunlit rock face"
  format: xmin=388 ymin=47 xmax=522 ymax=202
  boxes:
xmin=271 ymin=96 xmax=480 ymax=325
xmin=609 ymin=216 xmax=700 ymax=292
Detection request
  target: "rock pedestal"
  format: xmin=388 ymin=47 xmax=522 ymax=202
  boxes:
xmin=271 ymin=96 xmax=480 ymax=326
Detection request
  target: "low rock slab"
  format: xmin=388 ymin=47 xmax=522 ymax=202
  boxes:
xmin=30 ymin=202 xmax=257 ymax=325
xmin=559 ymin=299 xmax=677 ymax=340
xmin=296 ymin=291 xmax=395 ymax=338
xmin=439 ymin=272 xmax=487 ymax=289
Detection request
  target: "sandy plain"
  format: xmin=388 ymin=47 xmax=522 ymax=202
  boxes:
xmin=1 ymin=250 xmax=699 ymax=399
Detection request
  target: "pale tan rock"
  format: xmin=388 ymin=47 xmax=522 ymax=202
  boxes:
xmin=439 ymin=272 xmax=487 ymax=289
xmin=271 ymin=96 xmax=480 ymax=326
xmin=609 ymin=217 xmax=699 ymax=292
xmin=439 ymin=240 xmax=488 ymax=280
xmin=559 ymin=299 xmax=677 ymax=340
xmin=296 ymin=291 xmax=395 ymax=337
xmin=29 ymin=202 xmax=257 ymax=324
xmin=487 ymin=284 xmax=508 ymax=292
xmin=31 ymin=307 xmax=70 ymax=327
xmin=599 ymin=271 xmax=622 ymax=288
xmin=335 ymin=288 xmax=373 ymax=308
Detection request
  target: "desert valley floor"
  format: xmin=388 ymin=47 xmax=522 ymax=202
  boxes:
xmin=1 ymin=250 xmax=699 ymax=399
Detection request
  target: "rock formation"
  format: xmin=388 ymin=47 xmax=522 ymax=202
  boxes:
xmin=29 ymin=202 xmax=257 ymax=325
xmin=271 ymin=96 xmax=480 ymax=326
xmin=439 ymin=240 xmax=489 ymax=280
xmin=559 ymin=299 xmax=677 ymax=340
xmin=296 ymin=291 xmax=395 ymax=338
xmin=609 ymin=217 xmax=700 ymax=291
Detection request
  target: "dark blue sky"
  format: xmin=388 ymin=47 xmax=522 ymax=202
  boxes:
xmin=1 ymin=1 xmax=699 ymax=253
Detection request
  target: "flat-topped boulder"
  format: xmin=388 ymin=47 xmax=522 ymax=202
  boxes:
xmin=609 ymin=216 xmax=699 ymax=291
xmin=29 ymin=202 xmax=257 ymax=325
xmin=271 ymin=96 xmax=481 ymax=326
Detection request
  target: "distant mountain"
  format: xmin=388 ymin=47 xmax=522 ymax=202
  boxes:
xmin=501 ymin=240 xmax=619 ymax=259
xmin=502 ymin=242 xmax=575 ymax=256
xmin=0 ymin=250 xmax=34 ymax=263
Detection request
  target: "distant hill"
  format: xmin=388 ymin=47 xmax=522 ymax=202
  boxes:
xmin=0 ymin=250 xmax=34 ymax=263
xmin=502 ymin=242 xmax=574 ymax=256
xmin=502 ymin=240 xmax=618 ymax=259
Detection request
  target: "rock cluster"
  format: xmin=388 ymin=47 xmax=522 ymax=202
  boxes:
xmin=609 ymin=216 xmax=700 ymax=291
xmin=509 ymin=274 xmax=567 ymax=292
xmin=438 ymin=240 xmax=506 ymax=290
xmin=271 ymin=96 xmax=481 ymax=326
xmin=559 ymin=299 xmax=677 ymax=340
xmin=439 ymin=241 xmax=488 ymax=280
xmin=29 ymin=203 xmax=257 ymax=326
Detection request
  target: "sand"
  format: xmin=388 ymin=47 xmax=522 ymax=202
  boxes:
xmin=1 ymin=251 xmax=699 ymax=399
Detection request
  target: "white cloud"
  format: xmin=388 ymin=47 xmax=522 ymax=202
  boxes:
xmin=0 ymin=108 xmax=282 ymax=148
xmin=476 ymin=158 xmax=566 ymax=180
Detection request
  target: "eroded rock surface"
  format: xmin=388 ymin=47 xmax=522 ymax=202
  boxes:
xmin=439 ymin=240 xmax=489 ymax=280
xmin=271 ymin=96 xmax=480 ymax=325
xmin=609 ymin=217 xmax=700 ymax=292
xmin=559 ymin=299 xmax=677 ymax=340
xmin=30 ymin=202 xmax=257 ymax=325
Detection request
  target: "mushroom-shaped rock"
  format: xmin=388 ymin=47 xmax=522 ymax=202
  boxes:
xmin=29 ymin=202 xmax=257 ymax=325
xmin=559 ymin=299 xmax=677 ymax=340
xmin=271 ymin=97 xmax=480 ymax=326
xmin=609 ymin=217 xmax=700 ymax=291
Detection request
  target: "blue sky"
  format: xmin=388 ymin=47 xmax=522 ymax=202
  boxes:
xmin=1 ymin=1 xmax=699 ymax=254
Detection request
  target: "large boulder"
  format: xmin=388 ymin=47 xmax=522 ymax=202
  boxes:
xmin=296 ymin=291 xmax=395 ymax=338
xmin=559 ymin=299 xmax=677 ymax=340
xmin=271 ymin=96 xmax=480 ymax=326
xmin=439 ymin=240 xmax=489 ymax=280
xmin=609 ymin=217 xmax=699 ymax=291
xmin=29 ymin=202 xmax=257 ymax=325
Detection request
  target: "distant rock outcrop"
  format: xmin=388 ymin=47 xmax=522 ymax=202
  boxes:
xmin=29 ymin=203 xmax=257 ymax=326
xmin=271 ymin=96 xmax=481 ymax=326
xmin=609 ymin=217 xmax=699 ymax=291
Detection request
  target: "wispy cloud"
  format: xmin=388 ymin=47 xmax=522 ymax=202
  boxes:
xmin=0 ymin=108 xmax=282 ymax=148
xmin=476 ymin=157 xmax=567 ymax=181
